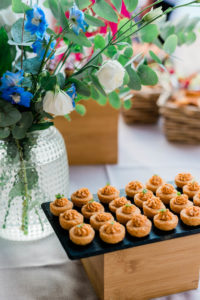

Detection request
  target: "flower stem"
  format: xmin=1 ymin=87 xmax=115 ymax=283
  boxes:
xmin=15 ymin=139 xmax=30 ymax=235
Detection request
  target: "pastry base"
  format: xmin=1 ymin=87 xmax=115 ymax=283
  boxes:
xmin=81 ymin=234 xmax=200 ymax=300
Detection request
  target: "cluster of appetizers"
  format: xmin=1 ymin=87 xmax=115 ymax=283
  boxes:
xmin=50 ymin=173 xmax=200 ymax=246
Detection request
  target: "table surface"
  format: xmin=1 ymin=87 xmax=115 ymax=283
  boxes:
xmin=1 ymin=117 xmax=200 ymax=300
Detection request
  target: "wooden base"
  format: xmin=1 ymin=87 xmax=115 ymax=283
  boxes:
xmin=54 ymin=100 xmax=119 ymax=165
xmin=81 ymin=235 xmax=200 ymax=300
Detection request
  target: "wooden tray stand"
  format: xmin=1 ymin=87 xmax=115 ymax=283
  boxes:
xmin=81 ymin=234 xmax=200 ymax=300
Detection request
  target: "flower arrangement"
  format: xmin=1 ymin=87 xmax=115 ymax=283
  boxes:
xmin=0 ymin=0 xmax=199 ymax=238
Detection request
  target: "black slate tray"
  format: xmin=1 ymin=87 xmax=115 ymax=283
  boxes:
xmin=42 ymin=188 xmax=200 ymax=260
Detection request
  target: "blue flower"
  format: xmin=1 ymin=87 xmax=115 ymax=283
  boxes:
xmin=0 ymin=70 xmax=24 ymax=90
xmin=69 ymin=4 xmax=88 ymax=35
xmin=32 ymin=34 xmax=56 ymax=61
xmin=66 ymin=83 xmax=76 ymax=108
xmin=25 ymin=6 xmax=48 ymax=38
xmin=1 ymin=86 xmax=33 ymax=108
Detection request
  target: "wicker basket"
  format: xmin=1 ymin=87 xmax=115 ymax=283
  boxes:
xmin=159 ymin=90 xmax=200 ymax=144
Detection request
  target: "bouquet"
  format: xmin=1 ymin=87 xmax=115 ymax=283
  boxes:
xmin=0 ymin=0 xmax=199 ymax=238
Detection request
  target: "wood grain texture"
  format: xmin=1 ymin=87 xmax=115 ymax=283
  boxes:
xmin=82 ymin=234 xmax=200 ymax=300
xmin=54 ymin=100 xmax=119 ymax=165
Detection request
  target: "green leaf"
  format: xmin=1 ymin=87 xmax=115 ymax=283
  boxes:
xmin=0 ymin=127 xmax=10 ymax=139
xmin=0 ymin=99 xmax=21 ymax=127
xmin=40 ymin=74 xmax=57 ymax=91
xmin=12 ymin=0 xmax=30 ymax=13
xmin=106 ymin=45 xmax=117 ymax=58
xmin=48 ymin=0 xmax=59 ymax=18
xmin=149 ymin=50 xmax=162 ymax=64
xmin=12 ymin=112 xmax=33 ymax=139
xmin=118 ymin=54 xmax=129 ymax=66
xmin=117 ymin=18 xmax=136 ymax=42
xmin=126 ymin=65 xmax=141 ymax=90
xmin=64 ymin=31 xmax=92 ymax=47
xmin=75 ymin=104 xmax=86 ymax=116
xmin=140 ymin=24 xmax=159 ymax=43
xmin=137 ymin=64 xmax=158 ymax=86
xmin=84 ymin=14 xmax=105 ymax=27
xmin=123 ymin=70 xmax=129 ymax=85
xmin=177 ymin=31 xmax=186 ymax=46
xmin=70 ymin=79 xmax=91 ymax=97
xmin=0 ymin=0 xmax=12 ymax=9
xmin=123 ymin=99 xmax=132 ymax=110
xmin=76 ymin=0 xmax=90 ymax=9
xmin=91 ymin=86 xmax=99 ymax=100
xmin=22 ymin=57 xmax=41 ymax=75
xmin=94 ymin=34 xmax=106 ymax=49
xmin=56 ymin=73 xmax=65 ymax=89
xmin=93 ymin=0 xmax=118 ymax=23
xmin=124 ymin=47 xmax=133 ymax=58
xmin=96 ymin=93 xmax=107 ymax=106
xmin=108 ymin=92 xmax=121 ymax=109
xmin=28 ymin=122 xmax=54 ymax=132
xmin=163 ymin=34 xmax=177 ymax=55
xmin=11 ymin=18 xmax=34 ymax=44
xmin=111 ymin=0 xmax=122 ymax=12
xmin=57 ymin=1 xmax=69 ymax=31
xmin=186 ymin=31 xmax=196 ymax=45
xmin=0 ymin=27 xmax=13 ymax=76
xmin=123 ymin=0 xmax=138 ymax=12
xmin=90 ymin=74 xmax=107 ymax=96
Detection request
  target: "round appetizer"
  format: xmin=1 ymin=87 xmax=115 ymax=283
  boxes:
xmin=180 ymin=206 xmax=200 ymax=226
xmin=146 ymin=175 xmax=164 ymax=193
xmin=90 ymin=212 xmax=114 ymax=230
xmin=109 ymin=196 xmax=131 ymax=213
xmin=126 ymin=214 xmax=152 ymax=238
xmin=97 ymin=185 xmax=120 ymax=204
xmin=183 ymin=181 xmax=200 ymax=199
xmin=125 ymin=181 xmax=144 ymax=198
xmin=69 ymin=223 xmax=95 ymax=245
xmin=81 ymin=200 xmax=104 ymax=219
xmin=175 ymin=172 xmax=194 ymax=188
xmin=50 ymin=194 xmax=73 ymax=216
xmin=134 ymin=189 xmax=153 ymax=208
xmin=156 ymin=183 xmax=177 ymax=205
xmin=99 ymin=221 xmax=125 ymax=244
xmin=59 ymin=209 xmax=83 ymax=230
xmin=154 ymin=209 xmax=178 ymax=231
xmin=143 ymin=196 xmax=165 ymax=219
xmin=71 ymin=188 xmax=93 ymax=207
xmin=170 ymin=192 xmax=193 ymax=214
xmin=193 ymin=192 xmax=200 ymax=206
xmin=116 ymin=203 xmax=140 ymax=224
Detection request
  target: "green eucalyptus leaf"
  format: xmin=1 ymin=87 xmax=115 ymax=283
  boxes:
xmin=123 ymin=70 xmax=129 ymax=85
xmin=40 ymin=74 xmax=57 ymax=91
xmin=149 ymin=50 xmax=162 ymax=64
xmin=0 ymin=27 xmax=13 ymax=76
xmin=28 ymin=122 xmax=54 ymax=132
xmin=96 ymin=93 xmax=107 ymax=106
xmin=124 ymin=47 xmax=133 ymax=58
xmin=186 ymin=31 xmax=196 ymax=45
xmin=64 ymin=31 xmax=92 ymax=47
xmin=118 ymin=54 xmax=129 ymax=66
xmin=70 ymin=79 xmax=91 ymax=97
xmin=76 ymin=0 xmax=90 ymax=9
xmin=123 ymin=99 xmax=132 ymax=110
xmin=91 ymin=86 xmax=99 ymax=100
xmin=94 ymin=34 xmax=106 ymax=49
xmin=11 ymin=18 xmax=34 ymax=44
xmin=126 ymin=65 xmax=141 ymax=90
xmin=163 ymin=34 xmax=177 ymax=55
xmin=123 ymin=0 xmax=138 ymax=12
xmin=12 ymin=0 xmax=30 ymax=13
xmin=0 ymin=127 xmax=10 ymax=139
xmin=56 ymin=73 xmax=65 ymax=89
xmin=160 ymin=24 xmax=175 ymax=40
xmin=0 ymin=99 xmax=21 ymax=127
xmin=84 ymin=14 xmax=105 ymax=27
xmin=140 ymin=24 xmax=159 ymax=43
xmin=90 ymin=74 xmax=107 ymax=96
xmin=106 ymin=45 xmax=117 ymax=58
xmin=93 ymin=0 xmax=118 ymax=23
xmin=117 ymin=18 xmax=136 ymax=42
xmin=22 ymin=57 xmax=41 ymax=74
xmin=12 ymin=112 xmax=33 ymax=139
xmin=108 ymin=91 xmax=121 ymax=109
xmin=177 ymin=31 xmax=186 ymax=46
xmin=111 ymin=0 xmax=122 ymax=12
xmin=137 ymin=64 xmax=158 ymax=86
xmin=75 ymin=103 xmax=86 ymax=116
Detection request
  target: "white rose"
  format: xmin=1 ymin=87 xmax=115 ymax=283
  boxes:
xmin=43 ymin=90 xmax=74 ymax=116
xmin=96 ymin=60 xmax=125 ymax=94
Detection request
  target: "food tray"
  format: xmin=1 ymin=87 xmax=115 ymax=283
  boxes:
xmin=41 ymin=188 xmax=200 ymax=260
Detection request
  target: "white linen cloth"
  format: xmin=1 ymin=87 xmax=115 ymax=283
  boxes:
xmin=0 ymin=117 xmax=200 ymax=300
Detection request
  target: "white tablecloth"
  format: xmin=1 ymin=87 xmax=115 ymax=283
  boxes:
xmin=1 ymin=117 xmax=200 ymax=300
